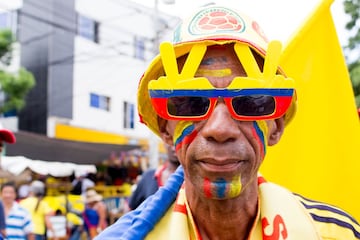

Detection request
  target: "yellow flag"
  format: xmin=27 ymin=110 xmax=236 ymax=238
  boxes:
xmin=260 ymin=0 xmax=360 ymax=221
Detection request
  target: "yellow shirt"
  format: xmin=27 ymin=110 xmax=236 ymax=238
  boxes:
xmin=20 ymin=196 xmax=53 ymax=235
xmin=146 ymin=181 xmax=360 ymax=240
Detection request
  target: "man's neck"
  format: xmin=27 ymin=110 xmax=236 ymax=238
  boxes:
xmin=159 ymin=161 xmax=180 ymax=186
xmin=3 ymin=201 xmax=14 ymax=216
xmin=166 ymin=161 xmax=179 ymax=173
xmin=186 ymin=181 xmax=259 ymax=240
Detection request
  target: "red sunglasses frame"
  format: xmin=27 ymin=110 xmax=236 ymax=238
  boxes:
xmin=149 ymin=88 xmax=294 ymax=121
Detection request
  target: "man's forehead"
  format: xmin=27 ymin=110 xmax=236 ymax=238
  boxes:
xmin=197 ymin=45 xmax=247 ymax=79
xmin=176 ymin=44 xmax=244 ymax=76
xmin=176 ymin=43 xmax=264 ymax=77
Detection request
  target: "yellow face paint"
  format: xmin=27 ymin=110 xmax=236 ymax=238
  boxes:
xmin=229 ymin=175 xmax=242 ymax=197
xmin=196 ymin=68 xmax=232 ymax=77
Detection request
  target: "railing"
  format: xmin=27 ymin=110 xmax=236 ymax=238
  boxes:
xmin=93 ymin=185 xmax=126 ymax=197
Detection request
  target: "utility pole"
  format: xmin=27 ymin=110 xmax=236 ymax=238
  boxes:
xmin=148 ymin=0 xmax=175 ymax=168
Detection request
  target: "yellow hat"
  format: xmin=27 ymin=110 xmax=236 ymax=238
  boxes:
xmin=138 ymin=5 xmax=296 ymax=137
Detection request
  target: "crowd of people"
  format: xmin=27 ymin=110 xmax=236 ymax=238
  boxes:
xmin=0 ymin=177 xmax=111 ymax=240
xmin=0 ymin=179 xmax=57 ymax=240
xmin=0 ymin=122 xmax=178 ymax=239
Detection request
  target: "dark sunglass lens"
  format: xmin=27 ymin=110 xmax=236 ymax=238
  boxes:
xmin=167 ymin=96 xmax=210 ymax=116
xmin=232 ymin=95 xmax=275 ymax=116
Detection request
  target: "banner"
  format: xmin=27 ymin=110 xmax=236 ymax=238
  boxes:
xmin=261 ymin=0 xmax=360 ymax=221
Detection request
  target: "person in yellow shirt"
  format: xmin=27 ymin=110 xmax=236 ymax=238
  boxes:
xmin=96 ymin=4 xmax=360 ymax=240
xmin=20 ymin=180 xmax=58 ymax=240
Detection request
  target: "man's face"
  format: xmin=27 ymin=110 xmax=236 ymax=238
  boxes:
xmin=166 ymin=144 xmax=179 ymax=165
xmin=1 ymin=185 xmax=16 ymax=204
xmin=160 ymin=44 xmax=284 ymax=200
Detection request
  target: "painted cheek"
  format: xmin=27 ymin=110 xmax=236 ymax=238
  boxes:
xmin=251 ymin=121 xmax=269 ymax=159
xmin=173 ymin=121 xmax=198 ymax=152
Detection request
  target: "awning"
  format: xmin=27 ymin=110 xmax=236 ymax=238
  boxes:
xmin=2 ymin=156 xmax=97 ymax=177
xmin=5 ymin=131 xmax=141 ymax=165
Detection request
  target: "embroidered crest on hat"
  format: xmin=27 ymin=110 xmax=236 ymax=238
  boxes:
xmin=173 ymin=6 xmax=268 ymax=47
xmin=188 ymin=7 xmax=246 ymax=35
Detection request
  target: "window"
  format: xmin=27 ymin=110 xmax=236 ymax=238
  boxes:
xmin=90 ymin=93 xmax=110 ymax=111
xmin=123 ymin=101 xmax=134 ymax=129
xmin=78 ymin=14 xmax=99 ymax=43
xmin=134 ymin=36 xmax=145 ymax=60
xmin=0 ymin=11 xmax=18 ymax=37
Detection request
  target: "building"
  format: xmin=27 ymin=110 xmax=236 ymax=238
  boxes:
xmin=0 ymin=0 xmax=180 ymax=166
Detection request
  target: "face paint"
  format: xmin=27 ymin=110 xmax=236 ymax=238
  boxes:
xmin=196 ymin=68 xmax=232 ymax=77
xmin=174 ymin=121 xmax=198 ymax=152
xmin=228 ymin=175 xmax=242 ymax=197
xmin=252 ymin=121 xmax=269 ymax=159
xmin=203 ymin=176 xmax=242 ymax=199
xmin=203 ymin=177 xmax=212 ymax=198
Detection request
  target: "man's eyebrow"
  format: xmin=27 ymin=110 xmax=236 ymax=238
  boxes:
xmin=196 ymin=68 xmax=232 ymax=77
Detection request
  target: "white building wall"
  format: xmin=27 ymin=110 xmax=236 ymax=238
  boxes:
xmin=72 ymin=0 xmax=178 ymax=142
xmin=72 ymin=36 xmax=149 ymax=138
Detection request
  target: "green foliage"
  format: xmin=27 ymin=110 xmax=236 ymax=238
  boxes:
xmin=0 ymin=29 xmax=35 ymax=114
xmin=0 ymin=68 xmax=35 ymax=113
xmin=349 ymin=62 xmax=360 ymax=106
xmin=0 ymin=29 xmax=14 ymax=65
xmin=343 ymin=0 xmax=360 ymax=107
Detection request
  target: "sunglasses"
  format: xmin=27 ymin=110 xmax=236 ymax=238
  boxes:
xmin=150 ymin=87 xmax=294 ymax=121
xmin=148 ymin=41 xmax=296 ymax=121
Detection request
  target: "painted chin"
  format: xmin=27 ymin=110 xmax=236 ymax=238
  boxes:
xmin=196 ymin=161 xmax=244 ymax=199
xmin=203 ymin=175 xmax=242 ymax=199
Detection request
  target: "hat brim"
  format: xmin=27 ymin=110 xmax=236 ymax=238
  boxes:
xmin=85 ymin=195 xmax=103 ymax=204
xmin=0 ymin=129 xmax=16 ymax=144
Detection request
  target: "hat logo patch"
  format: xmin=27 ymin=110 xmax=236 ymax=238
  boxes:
xmin=188 ymin=7 xmax=246 ymax=35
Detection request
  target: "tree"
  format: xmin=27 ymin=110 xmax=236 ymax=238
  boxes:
xmin=0 ymin=29 xmax=35 ymax=114
xmin=343 ymin=0 xmax=360 ymax=107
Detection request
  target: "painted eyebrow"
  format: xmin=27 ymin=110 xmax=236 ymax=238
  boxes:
xmin=196 ymin=68 xmax=232 ymax=77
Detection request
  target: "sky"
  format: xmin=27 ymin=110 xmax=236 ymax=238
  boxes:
xmin=0 ymin=0 xmax=349 ymax=46
xmin=130 ymin=0 xmax=349 ymax=46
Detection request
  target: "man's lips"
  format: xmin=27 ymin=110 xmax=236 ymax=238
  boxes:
xmin=198 ymin=159 xmax=244 ymax=173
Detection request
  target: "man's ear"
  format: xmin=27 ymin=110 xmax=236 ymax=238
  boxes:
xmin=268 ymin=116 xmax=285 ymax=146
xmin=158 ymin=117 xmax=173 ymax=146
